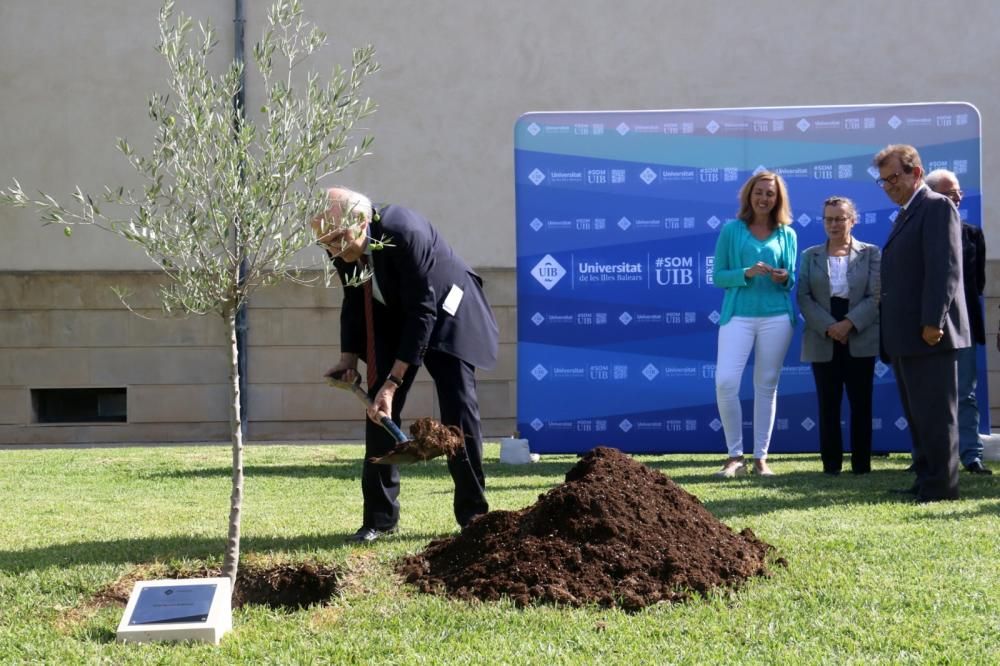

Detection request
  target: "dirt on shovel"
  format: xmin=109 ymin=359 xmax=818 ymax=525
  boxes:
xmin=369 ymin=417 xmax=465 ymax=464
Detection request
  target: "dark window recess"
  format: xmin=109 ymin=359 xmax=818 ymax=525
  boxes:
xmin=32 ymin=388 xmax=127 ymax=423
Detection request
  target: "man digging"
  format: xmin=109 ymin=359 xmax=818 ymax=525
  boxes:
xmin=313 ymin=187 xmax=500 ymax=542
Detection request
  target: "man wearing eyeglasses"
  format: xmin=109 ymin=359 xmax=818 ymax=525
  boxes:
xmin=312 ymin=187 xmax=499 ymax=542
xmin=925 ymin=169 xmax=992 ymax=475
xmin=875 ymin=144 xmax=970 ymax=502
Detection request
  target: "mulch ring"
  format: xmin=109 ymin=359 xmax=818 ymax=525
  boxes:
xmin=397 ymin=446 xmax=787 ymax=611
xmin=91 ymin=560 xmax=342 ymax=611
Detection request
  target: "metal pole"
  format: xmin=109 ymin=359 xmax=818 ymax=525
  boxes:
xmin=233 ymin=0 xmax=249 ymax=438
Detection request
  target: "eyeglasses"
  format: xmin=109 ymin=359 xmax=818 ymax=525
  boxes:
xmin=823 ymin=215 xmax=851 ymax=224
xmin=943 ymin=189 xmax=963 ymax=198
xmin=875 ymin=172 xmax=904 ymax=187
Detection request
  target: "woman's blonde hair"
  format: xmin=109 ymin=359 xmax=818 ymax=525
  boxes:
xmin=737 ymin=171 xmax=792 ymax=227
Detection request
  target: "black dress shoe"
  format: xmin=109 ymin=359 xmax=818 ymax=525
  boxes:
xmin=964 ymin=461 xmax=994 ymax=475
xmin=346 ymin=526 xmax=397 ymax=543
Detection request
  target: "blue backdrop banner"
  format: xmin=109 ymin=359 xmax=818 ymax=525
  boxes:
xmin=514 ymin=102 xmax=985 ymax=454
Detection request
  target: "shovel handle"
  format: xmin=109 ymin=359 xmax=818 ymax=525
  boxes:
xmin=326 ymin=369 xmax=410 ymax=443
xmin=378 ymin=415 xmax=409 ymax=444
xmin=325 ymin=369 xmax=370 ymax=402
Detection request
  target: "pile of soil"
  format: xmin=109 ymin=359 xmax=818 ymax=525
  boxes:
xmin=397 ymin=446 xmax=783 ymax=610
xmin=94 ymin=562 xmax=341 ymax=610
xmin=372 ymin=417 xmax=465 ymax=463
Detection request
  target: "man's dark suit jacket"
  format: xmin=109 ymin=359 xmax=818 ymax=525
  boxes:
xmin=880 ymin=186 xmax=971 ymax=359
xmin=961 ymin=223 xmax=986 ymax=345
xmin=334 ymin=204 xmax=499 ymax=372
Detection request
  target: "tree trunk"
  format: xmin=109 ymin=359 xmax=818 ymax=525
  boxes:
xmin=221 ymin=305 xmax=244 ymax=588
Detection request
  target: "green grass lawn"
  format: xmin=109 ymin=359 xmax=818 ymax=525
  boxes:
xmin=1 ymin=443 xmax=997 ymax=665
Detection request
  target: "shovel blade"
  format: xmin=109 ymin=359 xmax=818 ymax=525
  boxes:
xmin=369 ymin=441 xmax=452 ymax=465
xmin=370 ymin=450 xmax=427 ymax=465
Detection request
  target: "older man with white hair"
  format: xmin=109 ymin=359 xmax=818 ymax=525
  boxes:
xmin=312 ymin=187 xmax=500 ymax=541
xmin=925 ymin=169 xmax=992 ymax=475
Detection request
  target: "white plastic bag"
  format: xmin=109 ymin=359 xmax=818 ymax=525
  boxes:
xmin=499 ymin=437 xmax=539 ymax=464
xmin=980 ymin=433 xmax=1000 ymax=462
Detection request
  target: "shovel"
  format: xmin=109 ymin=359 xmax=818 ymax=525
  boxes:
xmin=325 ymin=369 xmax=445 ymax=465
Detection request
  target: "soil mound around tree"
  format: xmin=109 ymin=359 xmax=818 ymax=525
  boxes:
xmin=231 ymin=561 xmax=340 ymax=609
xmin=397 ymin=447 xmax=783 ymax=610
xmin=93 ymin=561 xmax=341 ymax=610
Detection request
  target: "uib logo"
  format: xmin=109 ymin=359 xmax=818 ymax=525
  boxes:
xmin=530 ymin=255 xmax=566 ymax=290
xmin=654 ymin=256 xmax=694 ymax=286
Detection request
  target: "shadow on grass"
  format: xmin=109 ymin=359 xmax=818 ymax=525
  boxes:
xmin=683 ymin=468 xmax=1000 ymax=519
xmin=486 ymin=462 xmax=1000 ymax=517
xmin=0 ymin=531 xmax=450 ymax=574
xmin=901 ymin=491 xmax=1000 ymax=520
xmin=111 ymin=453 xmax=997 ymax=547
xmin=77 ymin=625 xmax=116 ymax=644
xmin=142 ymin=454 xmax=997 ymax=521
xmin=148 ymin=455 xmax=834 ymax=483
xmin=149 ymin=459 xmax=580 ymax=481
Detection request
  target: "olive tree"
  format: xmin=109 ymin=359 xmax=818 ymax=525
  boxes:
xmin=1 ymin=0 xmax=377 ymax=585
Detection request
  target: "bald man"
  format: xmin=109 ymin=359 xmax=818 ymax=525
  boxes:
xmin=313 ymin=188 xmax=500 ymax=541
xmin=925 ymin=169 xmax=992 ymax=475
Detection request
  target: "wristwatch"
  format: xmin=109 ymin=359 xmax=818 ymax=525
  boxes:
xmin=386 ymin=374 xmax=404 ymax=388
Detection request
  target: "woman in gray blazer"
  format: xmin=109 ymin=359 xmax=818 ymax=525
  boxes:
xmin=798 ymin=196 xmax=881 ymax=475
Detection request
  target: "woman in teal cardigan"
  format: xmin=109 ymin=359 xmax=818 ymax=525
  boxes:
xmin=712 ymin=171 xmax=797 ymax=478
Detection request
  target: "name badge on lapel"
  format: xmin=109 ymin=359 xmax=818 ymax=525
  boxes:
xmin=442 ymin=284 xmax=464 ymax=316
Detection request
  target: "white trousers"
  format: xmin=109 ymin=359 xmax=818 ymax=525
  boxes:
xmin=715 ymin=315 xmax=793 ymax=459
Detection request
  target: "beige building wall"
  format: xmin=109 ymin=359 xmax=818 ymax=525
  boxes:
xmin=2 ymin=1 xmax=1000 ymax=443
xmin=0 ymin=270 xmax=515 ymax=443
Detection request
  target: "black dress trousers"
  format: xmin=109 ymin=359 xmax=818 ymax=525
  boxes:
xmin=810 ymin=297 xmax=876 ymax=474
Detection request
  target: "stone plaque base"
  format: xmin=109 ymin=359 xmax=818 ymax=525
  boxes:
xmin=116 ymin=577 xmax=232 ymax=645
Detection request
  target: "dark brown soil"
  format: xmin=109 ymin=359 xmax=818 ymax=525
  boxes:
xmin=372 ymin=417 xmax=465 ymax=463
xmin=231 ymin=562 xmax=340 ymax=609
xmin=397 ymin=446 xmax=784 ymax=611
xmin=93 ymin=562 xmax=341 ymax=610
